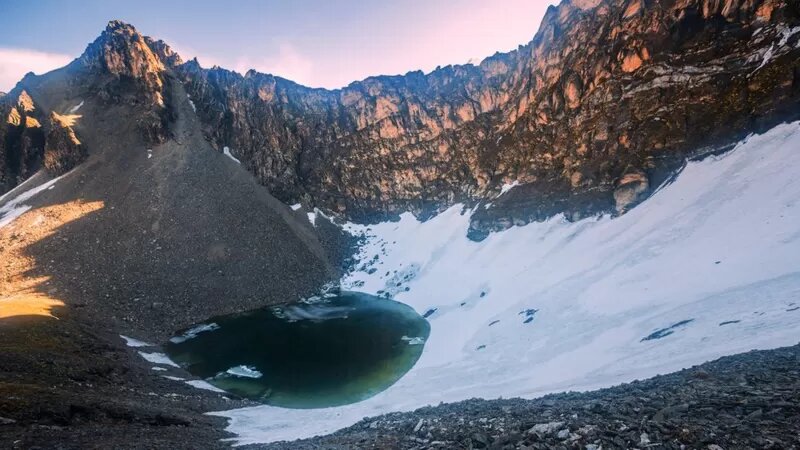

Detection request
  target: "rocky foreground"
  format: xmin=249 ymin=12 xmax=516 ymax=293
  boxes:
xmin=262 ymin=343 xmax=800 ymax=450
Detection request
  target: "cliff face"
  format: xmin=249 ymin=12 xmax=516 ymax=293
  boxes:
xmin=174 ymin=0 xmax=800 ymax=235
xmin=0 ymin=91 xmax=46 ymax=193
xmin=73 ymin=20 xmax=176 ymax=144
xmin=2 ymin=1 xmax=799 ymax=238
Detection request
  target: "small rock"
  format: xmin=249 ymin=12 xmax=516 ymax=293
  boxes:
xmin=707 ymin=445 xmax=725 ymax=450
xmin=413 ymin=418 xmax=424 ymax=433
xmin=640 ymin=432 xmax=650 ymax=445
xmin=527 ymin=421 xmax=565 ymax=436
xmin=0 ymin=416 xmax=16 ymax=425
xmin=471 ymin=432 xmax=489 ymax=448
xmin=557 ymin=429 xmax=570 ymax=439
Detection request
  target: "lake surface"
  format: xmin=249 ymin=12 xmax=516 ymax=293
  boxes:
xmin=164 ymin=292 xmax=430 ymax=408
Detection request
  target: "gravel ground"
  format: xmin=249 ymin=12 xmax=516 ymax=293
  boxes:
xmin=260 ymin=343 xmax=800 ymax=450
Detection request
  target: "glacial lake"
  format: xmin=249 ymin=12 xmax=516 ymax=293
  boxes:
xmin=164 ymin=292 xmax=430 ymax=408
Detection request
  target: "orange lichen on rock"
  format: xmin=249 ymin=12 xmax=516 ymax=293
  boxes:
xmin=621 ymin=52 xmax=644 ymax=73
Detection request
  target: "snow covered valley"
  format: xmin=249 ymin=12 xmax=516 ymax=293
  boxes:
xmin=214 ymin=121 xmax=800 ymax=445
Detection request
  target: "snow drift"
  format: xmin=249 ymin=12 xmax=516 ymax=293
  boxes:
xmin=217 ymin=121 xmax=800 ymax=444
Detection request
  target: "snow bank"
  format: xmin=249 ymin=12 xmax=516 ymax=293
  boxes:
xmin=187 ymin=379 xmax=227 ymax=393
xmin=223 ymin=146 xmax=241 ymax=164
xmin=120 ymin=335 xmax=152 ymax=348
xmin=0 ymin=172 xmax=64 ymax=228
xmin=214 ymin=122 xmax=800 ymax=445
xmin=138 ymin=352 xmax=179 ymax=368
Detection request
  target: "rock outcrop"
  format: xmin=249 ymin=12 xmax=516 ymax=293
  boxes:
xmin=43 ymin=112 xmax=86 ymax=175
xmin=0 ymin=91 xmax=46 ymax=193
xmin=72 ymin=20 xmax=175 ymax=144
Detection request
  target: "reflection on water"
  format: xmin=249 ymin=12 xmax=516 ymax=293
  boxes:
xmin=164 ymin=291 xmax=430 ymax=408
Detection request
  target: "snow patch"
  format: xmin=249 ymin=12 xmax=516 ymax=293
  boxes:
xmin=186 ymin=379 xmax=226 ymax=393
xmin=290 ymin=203 xmax=302 ymax=211
xmin=67 ymin=100 xmax=84 ymax=114
xmin=307 ymin=211 xmax=317 ymax=226
xmin=497 ymin=181 xmax=519 ymax=197
xmin=163 ymin=375 xmax=185 ymax=381
xmin=138 ymin=352 xmax=179 ymax=368
xmin=0 ymin=172 xmax=64 ymax=229
xmin=215 ymin=121 xmax=800 ymax=445
xmin=120 ymin=335 xmax=152 ymax=348
xmin=223 ymin=146 xmax=241 ymax=164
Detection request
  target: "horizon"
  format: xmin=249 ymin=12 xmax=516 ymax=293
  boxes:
xmin=0 ymin=0 xmax=557 ymax=92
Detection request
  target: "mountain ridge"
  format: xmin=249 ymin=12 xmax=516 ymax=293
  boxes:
xmin=2 ymin=0 xmax=799 ymax=239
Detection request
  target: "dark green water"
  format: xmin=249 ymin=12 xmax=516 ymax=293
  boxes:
xmin=164 ymin=292 xmax=430 ymax=408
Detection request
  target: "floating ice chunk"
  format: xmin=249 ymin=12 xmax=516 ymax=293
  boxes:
xmin=170 ymin=323 xmax=220 ymax=344
xmin=225 ymin=365 xmax=263 ymax=379
xmin=401 ymin=336 xmax=426 ymax=345
xmin=120 ymin=335 xmax=152 ymax=347
xmin=138 ymin=352 xmax=179 ymax=367
xmin=277 ymin=304 xmax=352 ymax=322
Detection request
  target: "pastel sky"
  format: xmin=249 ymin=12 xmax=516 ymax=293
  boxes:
xmin=0 ymin=0 xmax=557 ymax=92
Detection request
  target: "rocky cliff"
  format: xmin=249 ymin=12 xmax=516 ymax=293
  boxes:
xmin=0 ymin=91 xmax=46 ymax=193
xmin=2 ymin=0 xmax=799 ymax=238
xmin=174 ymin=0 xmax=800 ymax=237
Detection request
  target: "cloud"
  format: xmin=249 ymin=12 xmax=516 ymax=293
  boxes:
xmin=0 ymin=47 xmax=73 ymax=93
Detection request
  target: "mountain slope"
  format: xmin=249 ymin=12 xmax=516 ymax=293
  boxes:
xmin=0 ymin=22 xmax=348 ymax=448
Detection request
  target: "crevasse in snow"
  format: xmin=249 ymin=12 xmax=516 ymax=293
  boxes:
xmin=195 ymin=122 xmax=800 ymax=444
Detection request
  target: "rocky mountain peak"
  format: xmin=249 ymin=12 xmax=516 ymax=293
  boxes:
xmin=78 ymin=20 xmax=166 ymax=78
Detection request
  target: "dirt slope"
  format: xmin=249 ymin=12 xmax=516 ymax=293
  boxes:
xmin=0 ymin=60 xmax=345 ymax=448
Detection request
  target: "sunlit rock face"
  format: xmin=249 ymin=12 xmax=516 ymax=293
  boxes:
xmin=0 ymin=91 xmax=46 ymax=193
xmin=174 ymin=0 xmax=800 ymax=235
xmin=2 ymin=1 xmax=799 ymax=236
xmin=74 ymin=20 xmax=177 ymax=145
xmin=44 ymin=112 xmax=86 ymax=175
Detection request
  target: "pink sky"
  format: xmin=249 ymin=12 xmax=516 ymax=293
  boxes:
xmin=179 ymin=1 xmax=556 ymax=88
xmin=0 ymin=1 xmax=556 ymax=91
